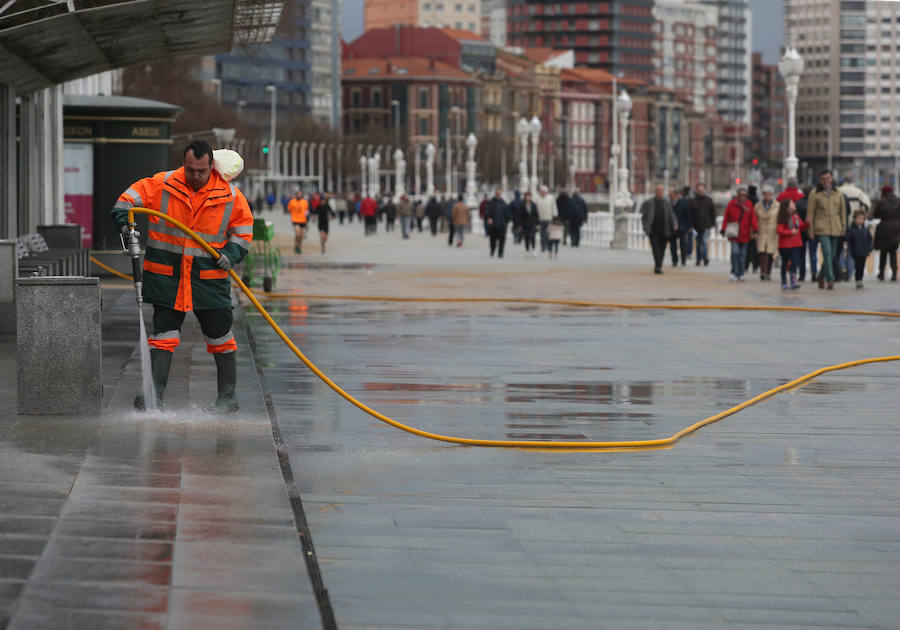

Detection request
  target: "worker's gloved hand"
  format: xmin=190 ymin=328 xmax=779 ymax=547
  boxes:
xmin=216 ymin=250 xmax=232 ymax=270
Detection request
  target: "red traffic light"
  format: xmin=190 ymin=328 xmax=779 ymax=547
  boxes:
xmin=752 ymin=158 xmax=758 ymax=166
xmin=735 ymin=177 xmax=741 ymax=185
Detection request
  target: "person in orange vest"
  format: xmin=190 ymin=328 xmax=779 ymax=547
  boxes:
xmin=111 ymin=140 xmax=254 ymax=412
xmin=287 ymin=189 xmax=309 ymax=254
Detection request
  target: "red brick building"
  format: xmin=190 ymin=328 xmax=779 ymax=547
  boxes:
xmin=751 ymin=52 xmax=787 ymax=167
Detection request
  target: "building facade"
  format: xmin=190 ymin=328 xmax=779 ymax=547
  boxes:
xmin=365 ymin=0 xmax=482 ymax=33
xmin=212 ymin=0 xmax=341 ymax=130
xmin=652 ymin=0 xmax=718 ymax=115
xmin=786 ymin=0 xmax=900 ymax=187
xmin=506 ymin=0 xmax=655 ymax=82
xmin=700 ymin=0 xmax=751 ymax=125
xmin=750 ymin=52 xmax=786 ymax=166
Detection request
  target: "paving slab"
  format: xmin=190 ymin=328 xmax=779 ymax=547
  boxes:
xmin=237 ymin=213 xmax=900 ymax=628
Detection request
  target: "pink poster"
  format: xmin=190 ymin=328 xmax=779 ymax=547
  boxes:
xmin=63 ymin=143 xmax=93 ymax=247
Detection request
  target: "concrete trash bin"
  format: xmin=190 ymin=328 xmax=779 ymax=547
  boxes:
xmin=16 ymin=276 xmax=101 ymax=415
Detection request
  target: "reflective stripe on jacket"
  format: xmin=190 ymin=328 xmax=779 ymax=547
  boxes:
xmin=112 ymin=167 xmax=253 ymax=311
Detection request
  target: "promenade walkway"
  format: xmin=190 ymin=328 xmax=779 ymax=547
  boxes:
xmin=2 ymin=212 xmax=899 ymax=628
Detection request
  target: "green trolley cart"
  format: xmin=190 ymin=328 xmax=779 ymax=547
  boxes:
xmin=240 ymin=218 xmax=281 ymax=292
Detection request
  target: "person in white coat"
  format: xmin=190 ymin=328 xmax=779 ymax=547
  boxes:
xmin=535 ymin=185 xmax=556 ymax=252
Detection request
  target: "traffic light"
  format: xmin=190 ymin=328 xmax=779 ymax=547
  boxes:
xmin=735 ymin=177 xmax=741 ymax=185
xmin=262 ymin=146 xmax=269 ymax=155
xmin=752 ymin=158 xmax=758 ymax=166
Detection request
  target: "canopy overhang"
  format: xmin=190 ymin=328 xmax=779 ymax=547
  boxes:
xmin=0 ymin=0 xmax=283 ymax=94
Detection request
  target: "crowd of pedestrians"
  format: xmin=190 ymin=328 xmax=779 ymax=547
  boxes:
xmin=267 ymin=169 xmax=900 ymax=292
xmin=638 ymin=169 xmax=900 ymax=290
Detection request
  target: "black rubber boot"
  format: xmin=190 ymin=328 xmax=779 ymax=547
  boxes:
xmin=213 ymin=352 xmax=239 ymax=413
xmin=134 ymin=349 xmax=172 ymax=411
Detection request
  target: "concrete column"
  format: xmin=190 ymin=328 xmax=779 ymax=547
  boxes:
xmin=41 ymin=86 xmax=65 ymax=226
xmin=0 ymin=83 xmax=16 ymax=240
xmin=16 ymin=276 xmax=102 ymax=414
xmin=0 ymin=240 xmax=16 ymax=333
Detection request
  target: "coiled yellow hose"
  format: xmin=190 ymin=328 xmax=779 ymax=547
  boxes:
xmin=90 ymin=208 xmax=898 ymax=451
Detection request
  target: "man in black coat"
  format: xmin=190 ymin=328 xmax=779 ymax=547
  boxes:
xmin=566 ymin=190 xmax=588 ymax=247
xmin=689 ymin=182 xmax=716 ymax=266
xmin=485 ymin=188 xmax=513 ymax=258
xmin=508 ymin=191 xmax=524 ymax=244
xmin=640 ymin=185 xmax=677 ymax=274
xmin=672 ymin=186 xmax=693 ymax=266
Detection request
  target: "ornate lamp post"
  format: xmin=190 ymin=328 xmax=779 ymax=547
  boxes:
xmin=615 ymin=90 xmax=633 ymax=210
xmin=529 ymin=115 xmax=542 ymax=194
xmin=516 ymin=117 xmax=529 ymax=192
xmin=465 ymin=133 xmax=478 ymax=206
xmin=425 ymin=142 xmax=435 ymax=197
xmin=359 ymin=155 xmax=368 ymax=197
xmin=393 ymin=149 xmax=406 ymax=201
xmin=779 ymin=46 xmax=804 ymax=181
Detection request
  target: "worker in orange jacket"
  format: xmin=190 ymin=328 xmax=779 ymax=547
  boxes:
xmin=287 ymin=190 xmax=309 ymax=253
xmin=111 ymin=140 xmax=254 ymax=412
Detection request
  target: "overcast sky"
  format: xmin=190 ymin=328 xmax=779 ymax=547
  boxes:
xmin=341 ymin=0 xmax=785 ymax=64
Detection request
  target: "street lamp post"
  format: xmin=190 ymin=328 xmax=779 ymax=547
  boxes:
xmin=359 ymin=155 xmax=368 ymax=197
xmin=516 ymin=117 xmax=529 ymax=192
xmin=414 ymin=143 xmax=421 ymax=200
xmin=394 ymin=149 xmax=405 ymax=201
xmin=825 ymin=127 xmax=833 ymax=173
xmin=390 ymin=99 xmax=400 ymax=151
xmin=616 ymin=90 xmax=633 ymax=210
xmin=610 ymin=76 xmax=618 ymax=216
xmin=449 ymin=106 xmax=462 ymax=194
xmin=529 ymin=115 xmax=542 ymax=194
xmin=318 ymin=143 xmax=325 ymax=191
xmin=265 ymin=85 xmax=276 ymax=176
xmin=465 ymin=133 xmax=478 ymax=206
xmin=778 ymin=46 xmax=804 ymax=181
xmin=425 ymin=142 xmax=435 ymax=197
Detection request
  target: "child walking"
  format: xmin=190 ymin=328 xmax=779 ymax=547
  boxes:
xmin=846 ymin=209 xmax=873 ymax=288
xmin=776 ymin=198 xmax=809 ymax=290
xmin=547 ymin=217 xmax=564 ymax=259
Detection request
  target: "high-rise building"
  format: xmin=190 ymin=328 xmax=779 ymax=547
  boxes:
xmin=786 ymin=0 xmax=900 ymax=185
xmin=750 ymin=52 xmax=786 ymax=166
xmin=481 ymin=0 xmax=506 ymax=48
xmin=211 ymin=0 xmax=341 ymax=130
xmin=505 ymin=0 xmax=655 ymax=82
xmin=652 ymin=0 xmax=718 ymax=115
xmin=700 ymin=0 xmax=751 ymax=125
xmin=365 ymin=0 xmax=482 ymax=34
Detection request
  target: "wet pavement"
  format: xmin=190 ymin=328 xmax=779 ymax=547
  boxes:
xmin=3 ymin=216 xmax=900 ymax=628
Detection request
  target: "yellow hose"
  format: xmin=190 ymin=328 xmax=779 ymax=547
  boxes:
xmin=98 ymin=207 xmax=897 ymax=450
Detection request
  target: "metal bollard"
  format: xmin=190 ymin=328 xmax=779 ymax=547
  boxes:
xmin=16 ymin=276 xmax=101 ymax=415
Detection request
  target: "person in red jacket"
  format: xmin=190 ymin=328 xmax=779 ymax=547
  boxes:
xmin=776 ymin=177 xmax=805 ymax=204
xmin=360 ymin=195 xmax=378 ymax=235
xmin=720 ymin=187 xmax=757 ymax=282
xmin=776 ymin=198 xmax=809 ymax=290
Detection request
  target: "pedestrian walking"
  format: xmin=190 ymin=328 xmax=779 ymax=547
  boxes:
xmin=360 ymin=194 xmax=377 ymax=235
xmin=721 ymin=187 xmax=757 ymax=282
xmin=556 ymin=191 xmax=570 ymax=245
xmin=745 ymin=185 xmax=760 ymax=275
xmin=535 ymin=185 xmax=555 ymax=251
xmin=566 ymin=190 xmax=587 ymax=247
xmin=509 ymin=191 xmax=524 ymax=244
xmin=397 ymin=193 xmax=414 ymax=239
xmin=776 ymin=198 xmax=808 ymax=290
xmin=451 ymin=194 xmax=470 ymax=247
xmin=518 ymin=191 xmax=539 ymax=257
xmin=444 ymin=195 xmax=456 ymax=246
xmin=548 ymin=217 xmax=563 ymax=260
xmin=845 ymin=209 xmax=873 ymax=288
xmin=808 ymin=170 xmax=849 ymax=290
xmin=485 ymin=188 xmax=512 ymax=258
xmin=425 ymin=196 xmax=442 ymax=235
xmin=755 ymin=186 xmax=779 ymax=281
xmin=873 ymin=185 xmax=900 ymax=281
xmin=689 ymin=182 xmax=716 ymax=266
xmin=673 ymin=186 xmax=693 ymax=265
xmin=287 ymin=190 xmax=308 ymax=254
xmin=836 ymin=173 xmax=871 ymax=282
xmin=316 ymin=192 xmax=336 ymax=254
xmin=415 ymin=197 xmax=425 ymax=232
xmin=666 ymin=188 xmax=682 ymax=266
xmin=640 ymin=185 xmax=677 ymax=274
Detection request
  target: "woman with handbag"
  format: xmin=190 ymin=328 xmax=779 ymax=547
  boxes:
xmin=721 ymin=187 xmax=758 ymax=282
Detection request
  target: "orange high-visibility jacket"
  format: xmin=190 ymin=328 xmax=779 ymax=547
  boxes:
xmin=288 ymin=197 xmax=308 ymax=224
xmin=112 ymin=167 xmax=253 ymax=312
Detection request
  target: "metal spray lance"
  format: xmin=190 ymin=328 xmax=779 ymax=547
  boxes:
xmin=120 ymin=222 xmax=143 ymax=306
